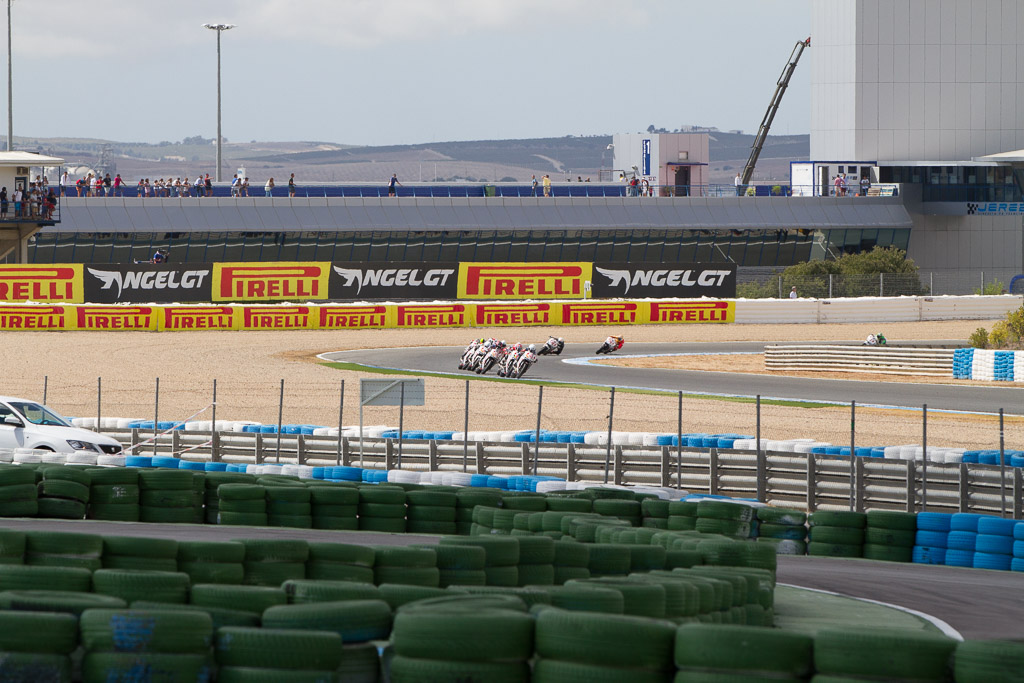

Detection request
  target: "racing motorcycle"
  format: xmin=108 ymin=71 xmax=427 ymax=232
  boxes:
xmin=510 ymin=347 xmax=539 ymax=378
xmin=459 ymin=340 xmax=483 ymax=370
xmin=537 ymin=336 xmax=564 ymax=356
xmin=497 ymin=346 xmax=520 ymax=377
xmin=465 ymin=341 xmax=495 ymax=372
xmin=477 ymin=345 xmax=507 ymax=375
xmin=595 ymin=335 xmax=624 ymax=355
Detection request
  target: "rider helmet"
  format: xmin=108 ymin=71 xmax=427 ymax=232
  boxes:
xmin=528 ymin=344 xmax=535 ymax=352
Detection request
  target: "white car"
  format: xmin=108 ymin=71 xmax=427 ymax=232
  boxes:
xmin=0 ymin=396 xmax=123 ymax=454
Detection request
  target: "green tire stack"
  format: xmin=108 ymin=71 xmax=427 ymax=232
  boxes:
xmin=25 ymin=530 xmax=103 ymax=571
xmin=533 ymin=608 xmax=675 ymax=683
xmin=552 ymin=539 xmax=590 ymax=584
xmin=455 ymin=489 xmax=503 ymax=536
xmin=813 ymin=626 xmax=957 ymax=682
xmin=189 ymin=583 xmax=287 ymax=624
xmin=138 ymin=469 xmax=198 ymax=524
xmin=406 ymin=489 xmax=457 ymax=535
xmin=695 ymin=500 xmax=754 ymax=539
xmin=390 ymin=601 xmax=533 ymax=683
xmin=954 ymin=638 xmax=1024 ymax=683
xmin=235 ymin=539 xmax=307 ymax=586
xmin=308 ymin=485 xmax=358 ymax=530
xmin=87 ymin=467 xmax=140 ymax=522
xmin=37 ymin=465 xmax=91 ymax=520
xmin=808 ymin=510 xmax=867 ymax=558
xmin=756 ymin=506 xmax=808 ymax=555
xmin=515 ymin=535 xmax=556 ymax=586
xmin=0 ymin=465 xmax=38 ymax=517
xmin=470 ymin=506 xmax=501 ymax=536
xmin=592 ymin=498 xmax=642 ymax=527
xmin=217 ymin=484 xmax=267 ymax=527
xmin=675 ymin=623 xmax=813 ymax=681
xmin=263 ymin=598 xmax=393 ymax=644
xmin=178 ymin=540 xmax=246 ymax=585
xmin=372 ymin=546 xmax=439 ymax=587
xmin=440 ymin=536 xmax=520 ymax=587
xmin=215 ymin=626 xmax=343 ymax=682
xmin=0 ymin=610 xmax=77 ymax=682
xmin=102 ymin=536 xmax=178 ymax=572
xmin=265 ymin=485 xmax=312 ymax=529
xmin=0 ymin=529 xmax=24 ymax=566
xmin=641 ymin=498 xmax=670 ymax=529
xmin=667 ymin=500 xmax=698 ymax=531
xmin=202 ymin=472 xmax=254 ymax=525
xmin=92 ymin=568 xmax=191 ymax=605
xmin=586 ymin=544 xmax=632 ymax=578
xmin=411 ymin=543 xmax=487 ymax=587
xmin=358 ymin=485 xmax=406 ymax=534
xmin=305 ymin=543 xmax=375 ymax=584
xmin=863 ymin=509 xmax=918 ymax=563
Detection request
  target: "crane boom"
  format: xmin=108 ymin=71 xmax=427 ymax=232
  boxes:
xmin=740 ymin=37 xmax=811 ymax=187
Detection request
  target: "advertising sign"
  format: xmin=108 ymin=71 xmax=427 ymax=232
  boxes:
xmin=458 ymin=263 xmax=591 ymax=299
xmin=84 ymin=264 xmax=212 ymax=304
xmin=318 ymin=305 xmax=388 ymax=330
xmin=240 ymin=306 xmax=315 ymax=331
xmin=592 ymin=263 xmax=737 ymax=299
xmin=76 ymin=305 xmax=158 ymax=331
xmin=648 ymin=300 xmax=734 ymax=324
xmin=394 ymin=303 xmax=468 ymax=328
xmin=0 ymin=265 xmax=83 ymax=303
xmin=474 ymin=303 xmax=555 ymax=326
xmin=0 ymin=304 xmax=72 ymax=330
xmin=642 ymin=138 xmax=652 ymax=176
xmin=213 ymin=263 xmax=330 ymax=302
xmin=160 ymin=306 xmax=237 ymax=331
xmin=329 ymin=263 xmax=458 ymax=301
xmin=561 ymin=302 xmax=641 ymax=325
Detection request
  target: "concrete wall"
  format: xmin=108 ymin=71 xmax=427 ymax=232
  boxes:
xmin=812 ymin=0 xmax=1024 ymax=162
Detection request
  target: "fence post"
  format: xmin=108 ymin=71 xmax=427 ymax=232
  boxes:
xmin=212 ymin=379 xmax=217 ymax=432
xmin=854 ymin=456 xmax=865 ymax=512
xmin=154 ymin=377 xmax=160 ymax=457
xmin=385 ymin=439 xmax=394 ymax=470
xmin=849 ymin=401 xmax=856 ymax=511
xmin=211 ymin=431 xmax=221 ymax=463
xmin=879 ymin=272 xmax=884 ymax=297
xmin=131 ymin=428 xmax=139 ymax=452
xmin=171 ymin=429 xmax=180 ymax=457
xmin=43 ymin=375 xmax=47 ymax=405
xmin=981 ymin=271 xmax=985 ymax=293
xmin=254 ymin=433 xmax=264 ymax=465
xmin=756 ymin=395 xmax=765 ymax=502
xmin=476 ymin=442 xmax=485 ymax=475
xmin=660 ymin=446 xmax=670 ymax=487
xmin=709 ymin=448 xmax=719 ymax=495
xmin=613 ymin=445 xmax=623 ymax=486
xmin=276 ymin=379 xmax=284 ymax=464
xmin=566 ymin=443 xmax=576 ymax=482
xmin=806 ymin=453 xmax=816 ymax=512
xmin=828 ymin=273 xmax=833 ymax=299
xmin=521 ymin=442 xmax=530 ymax=476
xmin=296 ymin=434 xmax=306 ymax=465
xmin=534 ymin=386 xmax=542 ymax=476
xmin=1014 ymin=468 xmax=1023 ymax=520
xmin=397 ymin=382 xmax=405 ymax=470
xmin=428 ymin=440 xmax=438 ymax=471
xmin=921 ymin=404 xmax=927 ymax=512
xmin=96 ymin=377 xmax=102 ymax=435
xmin=337 ymin=380 xmax=344 ymax=467
xmin=905 ymin=460 xmax=916 ymax=513
xmin=676 ymin=391 xmax=683 ymax=490
xmin=463 ymin=380 xmax=469 ymax=473
xmin=958 ymin=462 xmax=969 ymax=512
xmin=929 ymin=271 xmax=934 ymax=296
xmin=604 ymin=387 xmax=615 ymax=484
xmin=999 ymin=408 xmax=1006 ymax=517
xmin=342 ymin=437 xmax=350 ymax=467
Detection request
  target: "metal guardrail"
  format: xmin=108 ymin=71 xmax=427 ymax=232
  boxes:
xmin=109 ymin=428 xmax=1022 ymax=518
xmin=764 ymin=345 xmax=955 ymax=376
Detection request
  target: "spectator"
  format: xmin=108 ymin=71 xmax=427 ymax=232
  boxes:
xmin=860 ymin=175 xmax=870 ymax=195
xmin=542 ymin=174 xmax=551 ymax=197
xmin=194 ymin=175 xmax=204 ymax=197
xmin=204 ymin=174 xmax=212 ymax=197
xmin=735 ymin=172 xmax=743 ymax=196
xmin=44 ymin=189 xmax=56 ymax=219
xmin=151 ymin=248 xmax=169 ymax=264
xmin=530 ymin=175 xmax=538 ymax=196
xmin=12 ymin=185 xmax=21 ymax=217
xmin=103 ymin=173 xmax=112 ymax=196
xmin=0 ymin=187 xmax=7 ymax=217
xmin=112 ymin=173 xmax=125 ymax=197
xmin=288 ymin=173 xmax=296 ymax=197
xmin=265 ymin=177 xmax=275 ymax=197
xmin=230 ymin=174 xmax=240 ymax=198
xmin=789 ymin=286 xmax=798 ymax=299
xmin=241 ymin=177 xmax=250 ymax=197
xmin=75 ymin=177 xmax=85 ymax=197
xmin=59 ymin=171 xmax=69 ymax=196
xmin=387 ymin=173 xmax=401 ymax=197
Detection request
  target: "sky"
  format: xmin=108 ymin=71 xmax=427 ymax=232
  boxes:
xmin=11 ymin=0 xmax=811 ymax=146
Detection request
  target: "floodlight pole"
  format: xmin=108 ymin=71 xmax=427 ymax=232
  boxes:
xmin=6 ymin=0 xmax=13 ymax=151
xmin=203 ymin=23 xmax=235 ymax=182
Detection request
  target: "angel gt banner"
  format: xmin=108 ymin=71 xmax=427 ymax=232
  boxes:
xmin=591 ymin=263 xmax=736 ymax=299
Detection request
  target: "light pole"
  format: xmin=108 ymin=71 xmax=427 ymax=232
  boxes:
xmin=6 ymin=0 xmax=13 ymax=151
xmin=202 ymin=23 xmax=235 ymax=182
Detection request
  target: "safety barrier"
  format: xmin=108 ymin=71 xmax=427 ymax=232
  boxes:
xmin=764 ymin=345 xmax=955 ymax=376
xmin=953 ymin=348 xmax=1023 ymax=381
xmin=89 ymin=429 xmax=1023 ymax=518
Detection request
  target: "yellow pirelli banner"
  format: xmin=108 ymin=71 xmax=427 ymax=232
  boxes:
xmin=212 ymin=262 xmax=331 ymax=302
xmin=457 ymin=262 xmax=592 ymax=299
xmin=0 ymin=264 xmax=84 ymax=303
xmin=0 ymin=300 xmax=734 ymax=331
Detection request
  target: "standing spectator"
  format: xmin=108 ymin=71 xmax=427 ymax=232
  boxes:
xmin=230 ymin=174 xmax=240 ymax=197
xmin=241 ymin=177 xmax=250 ymax=197
xmin=103 ymin=173 xmax=112 ymax=196
xmin=530 ymin=175 xmax=538 ymax=196
xmin=735 ymin=172 xmax=742 ymax=196
xmin=0 ymin=187 xmax=7 ymax=218
xmin=833 ymin=174 xmax=843 ymax=196
xmin=112 ymin=173 xmax=124 ymax=197
xmin=75 ymin=177 xmax=85 ymax=197
xmin=41 ymin=176 xmax=49 ymax=196
xmin=860 ymin=175 xmax=870 ymax=196
xmin=59 ymin=170 xmax=69 ymax=196
xmin=542 ymin=174 xmax=551 ymax=197
xmin=789 ymin=286 xmax=798 ymax=299
xmin=288 ymin=173 xmax=296 ymax=197
xmin=204 ymin=174 xmax=212 ymax=197
xmin=12 ymin=185 xmax=22 ymax=216
xmin=387 ymin=173 xmax=401 ymax=197
xmin=194 ymin=175 xmax=204 ymax=197
xmin=44 ymin=189 xmax=56 ymax=219
xmin=265 ymin=177 xmax=275 ymax=197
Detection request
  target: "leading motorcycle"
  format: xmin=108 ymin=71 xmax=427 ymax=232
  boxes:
xmin=595 ymin=335 xmax=624 ymax=355
xmin=537 ymin=336 xmax=564 ymax=356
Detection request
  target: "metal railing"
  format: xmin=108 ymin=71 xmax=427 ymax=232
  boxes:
xmin=764 ymin=345 xmax=955 ymax=376
xmin=104 ymin=428 xmax=1022 ymax=518
xmin=737 ymin=270 xmax=1024 ymax=297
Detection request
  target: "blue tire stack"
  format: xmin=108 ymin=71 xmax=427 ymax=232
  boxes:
xmin=1013 ymin=523 xmax=1024 ymax=572
xmin=912 ymin=512 xmax=951 ymax=565
xmin=945 ymin=513 xmax=983 ymax=567
xmin=973 ymin=517 xmax=1016 ymax=570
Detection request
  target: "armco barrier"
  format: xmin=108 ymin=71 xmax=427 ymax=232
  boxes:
xmin=0 ymin=295 xmax=1019 ymax=331
xmin=765 ymin=345 xmax=955 ymax=376
xmin=99 ymin=428 xmax=1024 ymax=518
xmin=953 ymin=348 xmax=1023 ymax=382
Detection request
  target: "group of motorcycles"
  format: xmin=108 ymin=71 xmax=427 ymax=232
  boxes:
xmin=458 ymin=334 xmax=625 ymax=378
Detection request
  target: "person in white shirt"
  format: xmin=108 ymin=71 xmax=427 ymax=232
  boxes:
xmin=59 ymin=171 xmax=69 ymax=196
xmin=789 ymin=286 xmax=798 ymax=299
xmin=735 ymin=172 xmax=743 ymax=196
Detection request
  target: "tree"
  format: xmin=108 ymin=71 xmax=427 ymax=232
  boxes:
xmin=647 ymin=125 xmax=656 ymax=133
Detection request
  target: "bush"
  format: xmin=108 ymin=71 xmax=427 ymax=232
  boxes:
xmin=967 ymin=328 xmax=989 ymax=349
xmin=971 ymin=305 xmax=1024 ymax=350
xmin=974 ymin=279 xmax=1006 ymax=295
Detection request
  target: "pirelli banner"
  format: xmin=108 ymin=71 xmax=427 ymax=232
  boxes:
xmin=1 ymin=262 xmax=735 ymax=304
xmin=0 ymin=300 xmax=734 ymax=331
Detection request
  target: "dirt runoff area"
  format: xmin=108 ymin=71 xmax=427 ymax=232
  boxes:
xmin=1 ymin=319 xmax=1019 ymax=452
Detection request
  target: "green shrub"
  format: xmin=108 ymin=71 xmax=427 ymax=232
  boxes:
xmin=967 ymin=328 xmax=989 ymax=349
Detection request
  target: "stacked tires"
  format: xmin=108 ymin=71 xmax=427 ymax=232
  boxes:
xmin=358 ymin=486 xmax=406 ymax=534
xmin=807 ymin=511 xmax=866 ymax=558
xmin=913 ymin=512 xmax=952 ymax=565
xmin=667 ymin=500 xmax=698 ymax=531
xmin=863 ymin=510 xmax=918 ymax=563
xmin=974 ymin=516 xmax=1016 ymax=570
xmin=756 ymin=507 xmax=807 ymax=555
xmin=812 ymin=626 xmax=957 ymax=682
xmin=675 ymin=623 xmax=813 ymax=681
xmin=264 ymin=485 xmax=312 ymax=529
xmin=552 ymin=540 xmax=590 ymax=584
xmin=138 ymin=469 xmax=198 ymax=524
xmin=414 ymin=543 xmax=487 ymax=587
xmin=26 ymin=531 xmax=103 ymax=571
xmin=441 ymin=536 xmax=519 ymax=587
xmin=80 ymin=609 xmax=214 ymax=683
xmin=102 ymin=536 xmax=178 ymax=572
xmin=202 ymin=472 xmax=254 ymax=525
xmin=38 ymin=466 xmax=90 ymax=519
xmin=178 ymin=541 xmax=246 ymax=585
xmin=406 ymin=490 xmax=458 ymax=535
xmin=1013 ymin=523 xmax=1024 ymax=572
xmin=592 ymin=498 xmax=642 ymax=527
xmin=455 ymin=489 xmax=503 ymax=536
xmin=0 ymin=610 xmax=77 ymax=682
xmin=0 ymin=465 xmax=38 ymax=517
xmin=945 ymin=513 xmax=983 ymax=567
xmin=695 ymin=500 xmax=753 ymax=539
xmin=309 ymin=485 xmax=359 ymax=530
xmin=88 ymin=467 xmax=140 ymax=522
xmin=640 ymin=498 xmax=670 ymax=529
xmin=306 ymin=543 xmax=375 ymax=584
xmin=237 ymin=539 xmax=307 ymax=586
xmin=515 ymin=535 xmax=556 ymax=586
xmin=215 ymin=626 xmax=342 ymax=682
xmin=373 ymin=546 xmax=439 ymax=587
xmin=217 ymin=484 xmax=267 ymax=527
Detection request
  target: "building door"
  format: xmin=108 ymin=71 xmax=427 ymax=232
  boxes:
xmin=674 ymin=167 xmax=690 ymax=197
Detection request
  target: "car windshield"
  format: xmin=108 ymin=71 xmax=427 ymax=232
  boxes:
xmin=8 ymin=402 xmax=71 ymax=427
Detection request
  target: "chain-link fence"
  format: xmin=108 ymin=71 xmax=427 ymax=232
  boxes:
xmin=738 ymin=268 xmax=1023 ymax=298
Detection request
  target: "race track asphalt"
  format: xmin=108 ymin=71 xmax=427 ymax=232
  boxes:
xmin=322 ymin=341 xmax=1024 ymax=415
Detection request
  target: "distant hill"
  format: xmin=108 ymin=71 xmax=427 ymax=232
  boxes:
xmin=17 ymin=131 xmax=808 ymax=185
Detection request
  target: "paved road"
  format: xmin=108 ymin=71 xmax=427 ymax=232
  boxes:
xmin=777 ymin=555 xmax=1024 ymax=640
xmin=7 ymin=518 xmax=1021 ymax=639
xmin=323 ymin=341 xmax=1023 ymax=415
